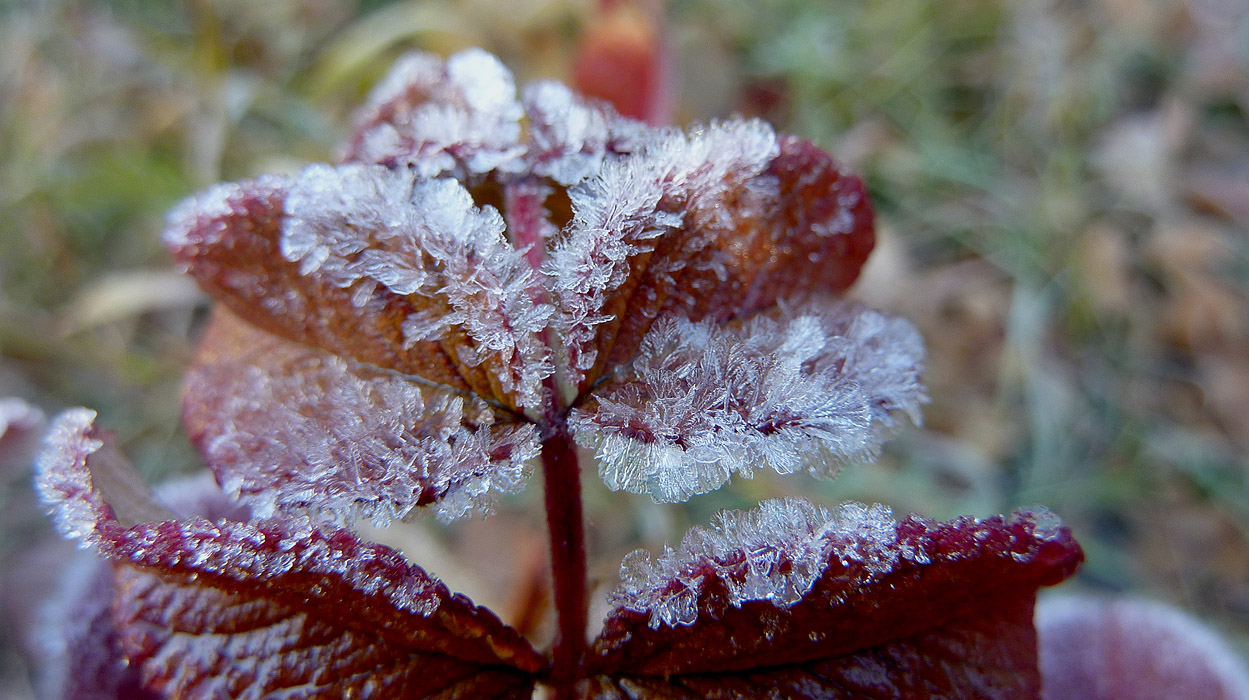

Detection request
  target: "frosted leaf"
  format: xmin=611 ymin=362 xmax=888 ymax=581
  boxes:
xmin=522 ymin=80 xmax=647 ymax=186
xmin=545 ymin=126 xmax=878 ymax=396
xmin=588 ymin=502 xmax=1083 ymax=699
xmin=571 ymin=297 xmax=926 ymax=503
xmin=27 ymin=546 xmax=157 ymax=700
xmin=184 ymin=311 xmax=541 ymax=526
xmin=280 ymin=164 xmax=554 ymax=409
xmin=612 ymin=498 xmax=899 ymax=630
xmin=345 ymin=48 xmax=525 ymax=179
xmin=163 ymin=173 xmax=473 ymax=393
xmin=35 ymin=409 xmax=174 ymax=547
xmin=546 ymin=117 xmax=780 ymax=390
xmin=33 ymin=411 xmax=542 ymax=699
xmin=22 ymin=474 xmax=244 ymax=700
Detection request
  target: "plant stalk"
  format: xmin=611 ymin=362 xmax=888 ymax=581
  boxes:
xmin=541 ymin=415 xmax=588 ymax=698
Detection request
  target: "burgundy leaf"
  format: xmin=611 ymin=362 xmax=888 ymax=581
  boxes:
xmin=18 ymin=474 xmax=244 ymax=700
xmin=183 ymin=309 xmax=540 ymax=525
xmin=33 ymin=552 xmax=159 ymax=700
xmin=546 ymin=127 xmax=876 ymax=395
xmin=1037 ymin=595 xmax=1249 ymax=700
xmin=570 ymin=298 xmax=925 ymax=502
xmin=35 ymin=409 xmax=544 ymax=699
xmin=585 ymin=498 xmax=1082 ymax=699
xmin=167 ymin=49 xmax=885 ymax=516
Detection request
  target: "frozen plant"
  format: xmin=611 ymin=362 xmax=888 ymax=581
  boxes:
xmin=31 ymin=48 xmax=1084 ymax=699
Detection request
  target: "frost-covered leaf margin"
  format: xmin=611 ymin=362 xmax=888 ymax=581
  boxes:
xmin=35 ymin=409 xmax=545 ymax=700
xmin=582 ymin=498 xmax=1083 ymax=699
xmin=570 ymin=299 xmax=926 ymax=503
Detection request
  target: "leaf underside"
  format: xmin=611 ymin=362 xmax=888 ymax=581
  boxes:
xmin=35 ymin=409 xmax=543 ymax=700
xmin=585 ymin=499 xmax=1083 ymax=700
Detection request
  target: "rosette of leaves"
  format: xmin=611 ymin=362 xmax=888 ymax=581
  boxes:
xmin=33 ymin=49 xmax=1083 ymax=700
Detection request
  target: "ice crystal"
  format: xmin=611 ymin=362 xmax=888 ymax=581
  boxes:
xmin=613 ymin=498 xmax=899 ymax=629
xmin=162 ymin=47 xmax=891 ymax=520
xmin=281 ymin=164 xmax=554 ymax=408
xmin=346 ymin=48 xmax=526 ymax=178
xmin=35 ymin=408 xmax=172 ymax=546
xmin=593 ymin=504 xmax=1083 ymax=685
xmin=570 ymin=299 xmax=926 ymax=502
xmin=184 ymin=311 xmax=541 ymax=526
xmin=522 ymin=80 xmax=646 ymax=186
xmin=546 ymin=118 xmax=780 ymax=386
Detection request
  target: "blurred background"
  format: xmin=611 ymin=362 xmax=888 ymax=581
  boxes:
xmin=1 ymin=0 xmax=1247 ymax=694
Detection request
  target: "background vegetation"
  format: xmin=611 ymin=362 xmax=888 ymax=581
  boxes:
xmin=2 ymin=0 xmax=1247 ymax=694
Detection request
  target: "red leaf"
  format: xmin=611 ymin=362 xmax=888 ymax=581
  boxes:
xmin=183 ymin=309 xmax=540 ymax=525
xmin=585 ymin=499 xmax=1082 ymax=699
xmin=35 ymin=410 xmax=544 ymax=699
xmin=548 ymin=130 xmax=876 ymax=395
xmin=166 ymin=48 xmax=882 ymax=517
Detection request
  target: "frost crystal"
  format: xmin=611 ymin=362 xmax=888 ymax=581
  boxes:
xmin=281 ymin=164 xmax=554 ymax=408
xmin=612 ymin=498 xmax=899 ymax=629
xmin=32 ymin=409 xmax=545 ymax=697
xmin=547 ymin=118 xmax=779 ymax=386
xmin=185 ymin=313 xmax=541 ymax=526
xmin=346 ymin=48 xmax=526 ymax=178
xmin=523 ymin=80 xmax=646 ymax=186
xmin=35 ymin=409 xmax=110 ymax=547
xmin=570 ymin=298 xmax=926 ymax=502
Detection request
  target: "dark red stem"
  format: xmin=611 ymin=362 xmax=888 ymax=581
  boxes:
xmin=541 ymin=414 xmax=587 ymax=697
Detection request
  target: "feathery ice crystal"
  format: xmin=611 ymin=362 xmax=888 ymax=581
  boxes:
xmin=30 ymin=48 xmax=1083 ymax=700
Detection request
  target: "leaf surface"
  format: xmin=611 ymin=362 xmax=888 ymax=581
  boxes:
xmin=183 ymin=308 xmax=540 ymax=525
xmin=167 ymin=49 xmax=884 ymax=517
xmin=584 ymin=498 xmax=1083 ymax=699
xmin=35 ymin=409 xmax=544 ymax=700
xmin=164 ymin=174 xmax=469 ymax=389
xmin=570 ymin=299 xmax=925 ymax=502
xmin=547 ymin=131 xmax=876 ymax=395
